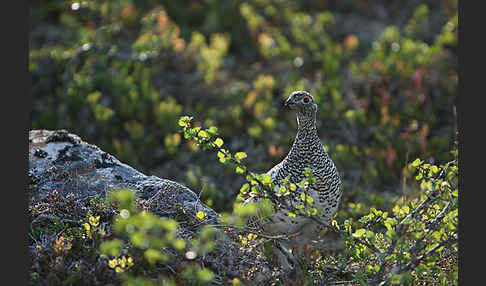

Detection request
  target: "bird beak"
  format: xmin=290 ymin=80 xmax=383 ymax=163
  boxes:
xmin=284 ymin=97 xmax=294 ymax=108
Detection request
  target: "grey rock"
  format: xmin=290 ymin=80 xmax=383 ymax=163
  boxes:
xmin=28 ymin=129 xmax=219 ymax=222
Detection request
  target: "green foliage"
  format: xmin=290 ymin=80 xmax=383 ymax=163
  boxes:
xmin=188 ymin=32 xmax=231 ymax=84
xmin=180 ymin=115 xmax=458 ymax=284
xmin=324 ymin=147 xmax=458 ymax=285
xmin=100 ymin=189 xmax=216 ymax=285
xmin=181 ymin=116 xmax=326 ymax=224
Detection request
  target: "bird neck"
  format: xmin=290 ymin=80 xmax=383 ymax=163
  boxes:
xmin=282 ymin=114 xmax=322 ymax=172
xmin=293 ymin=114 xmax=319 ymax=148
xmin=296 ymin=114 xmax=317 ymax=135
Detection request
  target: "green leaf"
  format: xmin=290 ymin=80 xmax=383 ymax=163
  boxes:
xmin=233 ymin=278 xmax=243 ymax=286
xmin=235 ymin=165 xmax=246 ymax=174
xmin=99 ymin=239 xmax=123 ymax=257
xmin=300 ymin=193 xmax=314 ymax=205
xmin=278 ymin=185 xmax=288 ymax=195
xmin=198 ymin=130 xmax=210 ymax=141
xmin=178 ymin=116 xmax=192 ymax=127
xmin=172 ymin=238 xmax=186 ymax=250
xmin=207 ymin=126 xmax=218 ymax=135
xmin=235 ymin=152 xmax=247 ymax=163
xmin=411 ymin=158 xmax=422 ymax=168
xmin=331 ymin=220 xmax=340 ymax=229
xmin=144 ymin=249 xmax=163 ymax=264
xmin=162 ymin=219 xmax=178 ymax=232
xmin=89 ymin=215 xmax=100 ymax=227
xmin=217 ymin=150 xmax=226 ymax=163
xmin=239 ymin=183 xmax=250 ymax=194
xmin=260 ymin=173 xmax=272 ymax=185
xmin=303 ymin=167 xmax=313 ymax=176
xmin=307 ymin=196 xmax=314 ymax=205
xmin=234 ymin=202 xmax=258 ymax=217
xmin=197 ymin=268 xmax=215 ymax=282
xmin=300 ymin=193 xmax=307 ymax=201
xmin=299 ymin=180 xmax=308 ymax=189
xmin=430 ymin=165 xmax=439 ymax=175
xmin=258 ymin=199 xmax=274 ymax=220
xmin=384 ymin=218 xmax=397 ymax=231
xmin=213 ymin=137 xmax=224 ymax=147
xmin=353 ymin=228 xmax=366 ymax=238
xmin=196 ymin=211 xmax=207 ymax=220
xmin=130 ymin=232 xmax=148 ymax=248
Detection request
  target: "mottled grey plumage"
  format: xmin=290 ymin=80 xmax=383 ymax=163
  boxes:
xmin=249 ymin=91 xmax=342 ymax=242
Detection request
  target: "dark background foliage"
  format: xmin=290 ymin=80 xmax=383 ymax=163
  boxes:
xmin=30 ymin=0 xmax=457 ymax=214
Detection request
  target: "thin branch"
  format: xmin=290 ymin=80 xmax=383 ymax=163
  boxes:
xmin=426 ymin=202 xmax=452 ymax=231
xmin=378 ymin=237 xmax=457 ymax=286
xmin=30 ymin=214 xmax=82 ymax=227
xmin=309 ymin=216 xmax=384 ymax=256
xmin=205 ymin=223 xmax=301 ymax=241
xmin=369 ymin=178 xmax=455 ymax=286
xmin=274 ymin=239 xmax=303 ymax=276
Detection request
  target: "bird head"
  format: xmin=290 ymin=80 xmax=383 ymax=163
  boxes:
xmin=284 ymin=91 xmax=317 ymax=119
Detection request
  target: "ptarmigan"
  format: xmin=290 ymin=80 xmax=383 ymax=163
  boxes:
xmin=247 ymin=90 xmax=342 ymax=269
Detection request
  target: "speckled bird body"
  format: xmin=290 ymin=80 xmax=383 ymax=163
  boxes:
xmin=256 ymin=91 xmax=343 ymax=239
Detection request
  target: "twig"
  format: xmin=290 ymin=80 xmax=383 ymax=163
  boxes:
xmin=30 ymin=214 xmax=82 ymax=228
xmin=205 ymin=223 xmax=301 ymax=241
xmin=274 ymin=239 xmax=303 ymax=277
xmin=426 ymin=201 xmax=452 ymax=231
xmin=378 ymin=237 xmax=457 ymax=286
xmin=369 ymin=176 xmax=453 ymax=286
xmin=309 ymin=216 xmax=383 ymax=256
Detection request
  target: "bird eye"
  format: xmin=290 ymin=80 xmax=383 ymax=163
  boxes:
xmin=303 ymin=97 xmax=310 ymax=103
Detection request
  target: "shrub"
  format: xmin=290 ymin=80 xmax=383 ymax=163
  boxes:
xmin=179 ymin=116 xmax=458 ymax=285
